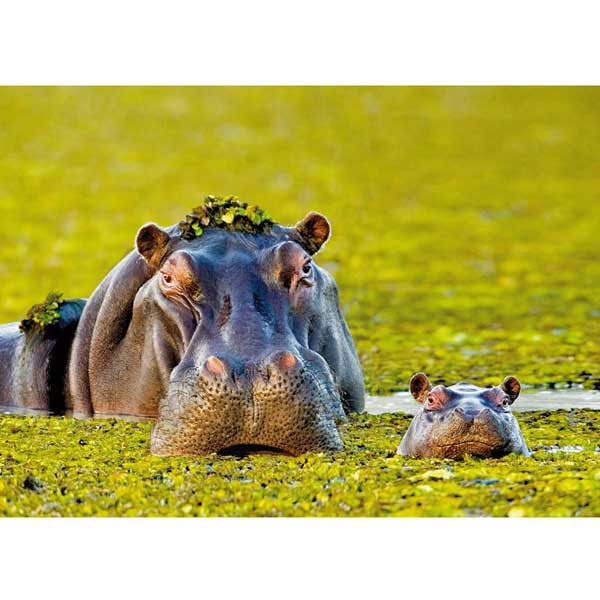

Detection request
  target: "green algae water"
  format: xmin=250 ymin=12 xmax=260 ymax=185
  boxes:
xmin=1 ymin=403 xmax=599 ymax=517
xmin=1 ymin=88 xmax=600 ymax=393
xmin=4 ymin=389 xmax=599 ymax=418
xmin=1 ymin=88 xmax=600 ymax=517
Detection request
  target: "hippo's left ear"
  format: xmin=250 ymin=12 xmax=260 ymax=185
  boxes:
xmin=500 ymin=376 xmax=521 ymax=403
xmin=410 ymin=372 xmax=432 ymax=401
xmin=294 ymin=212 xmax=331 ymax=255
xmin=136 ymin=223 xmax=172 ymax=268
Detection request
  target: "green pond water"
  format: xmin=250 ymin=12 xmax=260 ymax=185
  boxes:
xmin=1 ymin=87 xmax=600 ymax=516
xmin=1 ymin=396 xmax=599 ymax=518
xmin=1 ymin=87 xmax=600 ymax=393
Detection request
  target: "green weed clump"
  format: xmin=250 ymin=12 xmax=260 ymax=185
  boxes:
xmin=178 ymin=195 xmax=275 ymax=240
xmin=19 ymin=291 xmax=64 ymax=334
xmin=1 ymin=410 xmax=599 ymax=517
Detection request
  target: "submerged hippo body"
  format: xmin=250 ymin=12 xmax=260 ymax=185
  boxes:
xmin=398 ymin=373 xmax=530 ymax=459
xmin=0 ymin=207 xmax=365 ymax=456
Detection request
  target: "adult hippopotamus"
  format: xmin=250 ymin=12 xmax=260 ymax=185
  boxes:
xmin=398 ymin=373 xmax=530 ymax=459
xmin=0 ymin=197 xmax=365 ymax=456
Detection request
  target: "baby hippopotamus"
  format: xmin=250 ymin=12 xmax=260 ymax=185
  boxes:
xmin=398 ymin=373 xmax=530 ymax=459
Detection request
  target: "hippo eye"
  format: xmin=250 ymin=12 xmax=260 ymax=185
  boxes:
xmin=302 ymin=262 xmax=312 ymax=275
xmin=161 ymin=272 xmax=173 ymax=285
xmin=502 ymin=397 xmax=510 ymax=406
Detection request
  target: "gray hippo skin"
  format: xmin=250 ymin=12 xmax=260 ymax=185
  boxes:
xmin=0 ymin=211 xmax=365 ymax=456
xmin=398 ymin=373 xmax=530 ymax=459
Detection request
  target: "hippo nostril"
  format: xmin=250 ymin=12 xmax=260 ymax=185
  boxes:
xmin=476 ymin=407 xmax=493 ymax=421
xmin=455 ymin=406 xmax=480 ymax=424
xmin=263 ymin=351 xmax=299 ymax=381
xmin=204 ymin=355 xmax=227 ymax=377
xmin=275 ymin=351 xmax=297 ymax=371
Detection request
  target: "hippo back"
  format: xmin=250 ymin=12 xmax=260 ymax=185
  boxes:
xmin=0 ymin=299 xmax=86 ymax=414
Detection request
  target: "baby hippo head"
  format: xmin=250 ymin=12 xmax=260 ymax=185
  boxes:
xmin=398 ymin=373 xmax=530 ymax=459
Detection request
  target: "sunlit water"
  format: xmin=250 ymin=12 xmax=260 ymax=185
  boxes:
xmin=365 ymin=389 xmax=600 ymax=415
xmin=3 ymin=390 xmax=600 ymax=420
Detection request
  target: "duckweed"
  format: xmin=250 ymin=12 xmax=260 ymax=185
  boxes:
xmin=1 ymin=88 xmax=600 ymax=393
xmin=19 ymin=291 xmax=64 ymax=334
xmin=1 ymin=410 xmax=599 ymax=517
xmin=178 ymin=195 xmax=275 ymax=240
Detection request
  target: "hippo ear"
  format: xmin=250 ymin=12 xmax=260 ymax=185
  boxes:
xmin=294 ymin=212 xmax=331 ymax=255
xmin=410 ymin=372 xmax=432 ymax=402
xmin=136 ymin=223 xmax=171 ymax=268
xmin=500 ymin=376 xmax=521 ymax=403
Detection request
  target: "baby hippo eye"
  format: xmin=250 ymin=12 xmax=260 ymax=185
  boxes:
xmin=302 ymin=262 xmax=312 ymax=275
xmin=502 ymin=396 xmax=510 ymax=407
xmin=161 ymin=272 xmax=173 ymax=285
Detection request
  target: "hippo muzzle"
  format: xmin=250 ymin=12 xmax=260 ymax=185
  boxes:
xmin=151 ymin=349 xmax=346 ymax=456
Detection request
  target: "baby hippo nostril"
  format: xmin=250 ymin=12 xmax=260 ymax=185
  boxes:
xmin=204 ymin=355 xmax=227 ymax=377
xmin=455 ymin=406 xmax=482 ymax=424
xmin=474 ymin=406 xmax=495 ymax=424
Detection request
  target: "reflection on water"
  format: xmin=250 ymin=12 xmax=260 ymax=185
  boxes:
xmin=543 ymin=445 xmax=585 ymax=454
xmin=3 ymin=390 xmax=600 ymax=420
xmin=365 ymin=389 xmax=600 ymax=415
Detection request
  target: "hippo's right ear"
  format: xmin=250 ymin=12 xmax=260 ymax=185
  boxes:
xmin=135 ymin=223 xmax=171 ymax=268
xmin=294 ymin=212 xmax=331 ymax=255
xmin=410 ymin=372 xmax=432 ymax=402
xmin=500 ymin=376 xmax=521 ymax=403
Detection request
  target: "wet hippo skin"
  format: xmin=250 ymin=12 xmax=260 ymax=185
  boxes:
xmin=0 ymin=211 xmax=365 ymax=456
xmin=398 ymin=373 xmax=530 ymax=459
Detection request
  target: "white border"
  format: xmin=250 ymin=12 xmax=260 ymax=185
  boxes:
xmin=0 ymin=518 xmax=598 ymax=598
xmin=0 ymin=1 xmax=599 ymax=84
xmin=1 ymin=1 xmax=598 ymax=596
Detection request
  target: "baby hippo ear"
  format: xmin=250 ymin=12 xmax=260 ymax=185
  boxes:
xmin=410 ymin=372 xmax=432 ymax=402
xmin=136 ymin=223 xmax=171 ymax=268
xmin=500 ymin=376 xmax=521 ymax=403
xmin=294 ymin=212 xmax=331 ymax=255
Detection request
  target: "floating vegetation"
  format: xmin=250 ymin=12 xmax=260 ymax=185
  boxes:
xmin=178 ymin=195 xmax=275 ymax=240
xmin=19 ymin=292 xmax=65 ymax=334
xmin=1 ymin=409 xmax=599 ymax=517
xmin=2 ymin=88 xmax=600 ymax=392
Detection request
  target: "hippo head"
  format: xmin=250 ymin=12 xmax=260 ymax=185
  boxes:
xmin=397 ymin=373 xmax=530 ymax=459
xmin=132 ymin=211 xmax=364 ymax=456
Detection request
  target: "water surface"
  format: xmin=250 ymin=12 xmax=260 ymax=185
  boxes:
xmin=365 ymin=389 xmax=600 ymax=415
xmin=4 ymin=389 xmax=599 ymax=420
